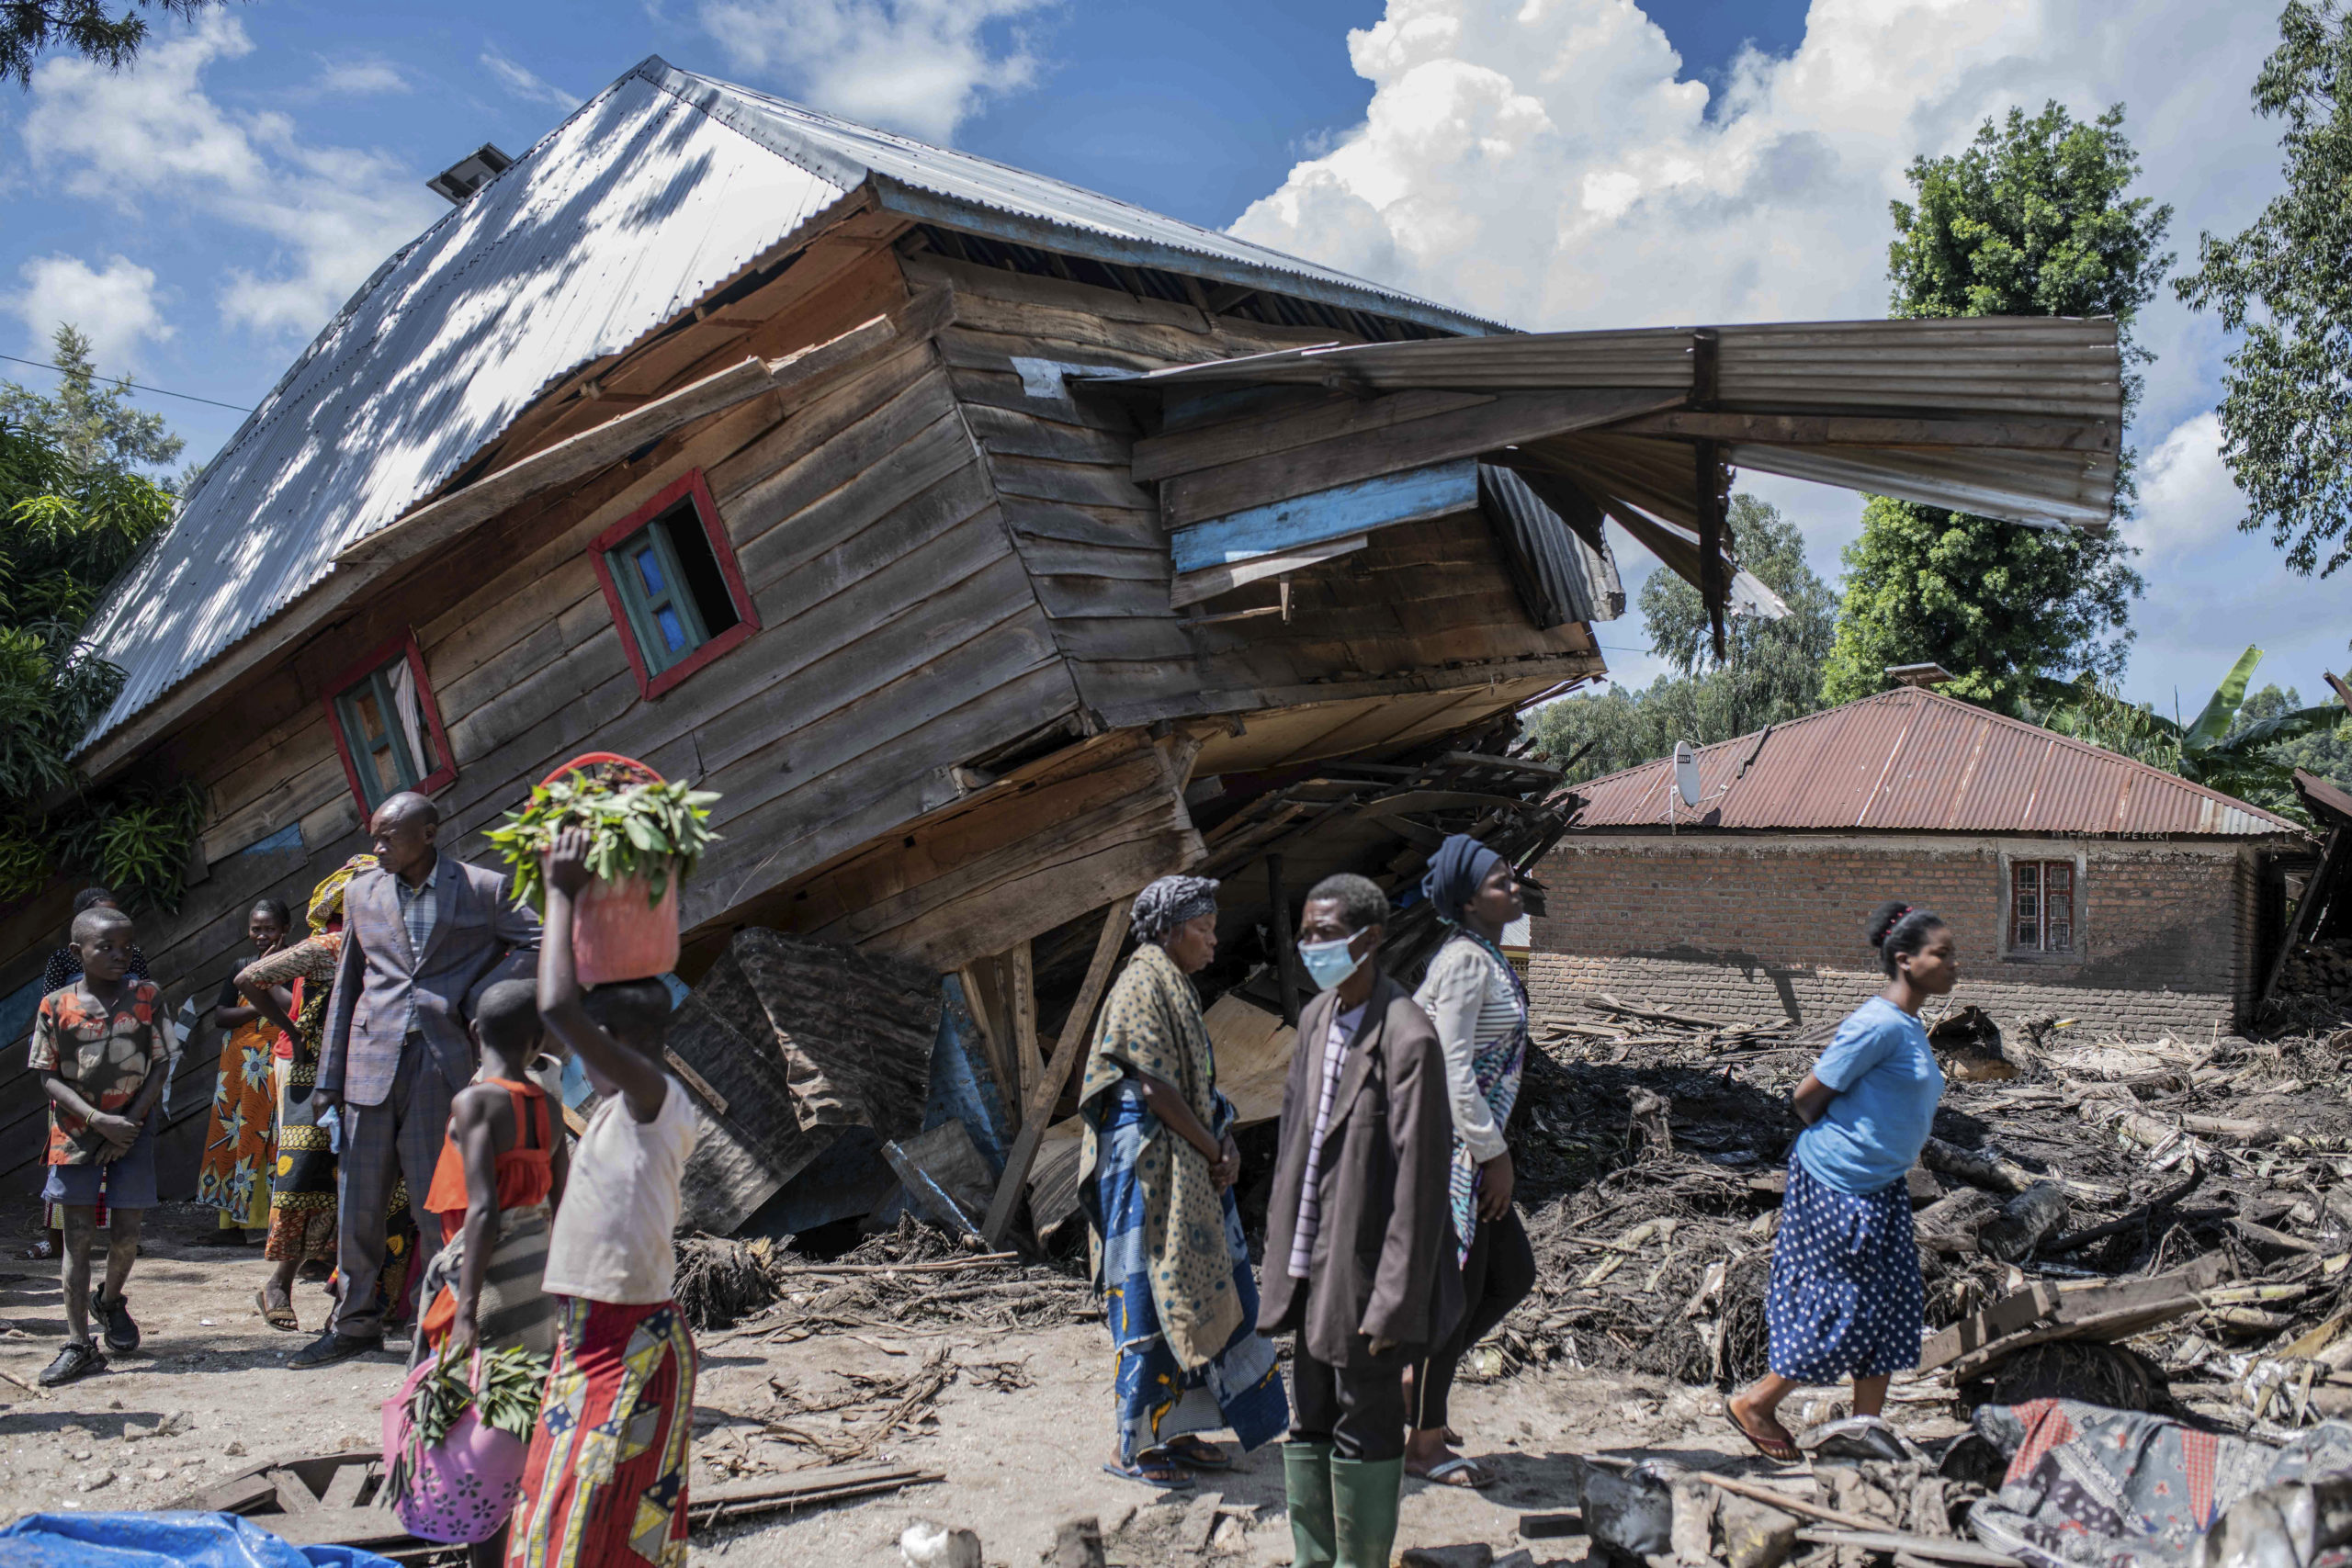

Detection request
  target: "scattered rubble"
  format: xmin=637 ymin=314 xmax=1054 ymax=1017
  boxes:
xmin=1468 ymin=988 xmax=2352 ymax=1442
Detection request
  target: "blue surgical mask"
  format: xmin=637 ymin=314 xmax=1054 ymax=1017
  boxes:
xmin=1296 ymin=932 xmax=1364 ymax=991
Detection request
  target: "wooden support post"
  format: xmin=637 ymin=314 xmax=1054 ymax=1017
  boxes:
xmin=980 ymin=903 xmax=1131 ymax=1247
xmin=1267 ymin=853 xmax=1302 ymax=1027
xmin=956 ymin=959 xmax=1018 ymax=1135
xmin=1010 ymin=939 xmax=1041 ymax=1106
xmin=2258 ymin=824 xmax=2346 ymax=1017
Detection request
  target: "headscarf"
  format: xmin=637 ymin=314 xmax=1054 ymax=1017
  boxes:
xmin=1129 ymin=874 xmax=1218 ymax=945
xmin=306 ymin=854 xmax=379 ymax=933
xmin=1420 ymin=833 xmax=1503 ymax=926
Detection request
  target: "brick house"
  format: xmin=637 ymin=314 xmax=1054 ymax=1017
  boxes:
xmin=1530 ymin=686 xmax=2313 ymax=1037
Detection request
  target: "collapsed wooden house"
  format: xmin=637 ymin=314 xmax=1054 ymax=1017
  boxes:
xmin=0 ymin=56 xmax=2127 ymax=1235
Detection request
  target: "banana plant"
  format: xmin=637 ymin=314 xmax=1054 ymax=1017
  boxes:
xmin=2031 ymin=648 xmax=2345 ymax=814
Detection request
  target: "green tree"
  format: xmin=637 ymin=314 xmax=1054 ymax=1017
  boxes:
xmin=2175 ymin=2 xmax=2352 ymax=584
xmin=2243 ymin=682 xmax=2352 ymax=790
xmin=2032 ymin=649 xmax=2343 ymax=821
xmin=0 ymin=325 xmax=182 ymax=479
xmin=3 ymin=1 xmax=229 ymax=85
xmin=1823 ymin=103 xmax=2167 ymax=715
xmin=1523 ymin=496 xmax=1836 ymax=782
xmin=0 ymin=327 xmax=205 ymax=908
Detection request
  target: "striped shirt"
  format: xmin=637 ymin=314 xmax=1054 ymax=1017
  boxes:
xmin=394 ymin=868 xmax=438 ymax=1034
xmin=1413 ymin=938 xmax=1523 ymax=1165
xmin=1287 ymin=1001 xmax=1367 ymax=1280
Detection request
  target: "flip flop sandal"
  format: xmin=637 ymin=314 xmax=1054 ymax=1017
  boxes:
xmin=1163 ymin=1435 xmax=1233 ymax=1471
xmin=1102 ymin=1455 xmax=1194 ymax=1490
xmin=255 ymin=1286 xmax=299 ymax=1331
xmin=1727 ymin=1408 xmax=1800 ymax=1463
xmin=1409 ymin=1455 xmax=1489 ymax=1488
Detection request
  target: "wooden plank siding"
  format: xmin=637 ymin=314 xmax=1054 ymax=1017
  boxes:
xmin=3 ymin=219 xmax=1611 ymax=1200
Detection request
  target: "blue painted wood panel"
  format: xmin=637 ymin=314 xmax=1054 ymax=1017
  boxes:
xmin=1168 ymin=458 xmax=1479 ymax=574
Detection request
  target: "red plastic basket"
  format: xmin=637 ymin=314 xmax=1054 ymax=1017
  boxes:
xmin=540 ymin=751 xmax=679 ymax=986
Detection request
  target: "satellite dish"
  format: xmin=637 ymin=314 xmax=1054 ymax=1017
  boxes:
xmin=1673 ymin=741 xmax=1702 ymax=807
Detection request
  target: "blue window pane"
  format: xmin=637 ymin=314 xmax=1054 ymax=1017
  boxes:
xmin=656 ymin=606 xmax=687 ymax=651
xmin=633 ymin=546 xmax=666 ymax=597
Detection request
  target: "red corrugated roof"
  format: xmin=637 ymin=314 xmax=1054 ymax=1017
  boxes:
xmin=1570 ymin=687 xmax=2305 ymax=838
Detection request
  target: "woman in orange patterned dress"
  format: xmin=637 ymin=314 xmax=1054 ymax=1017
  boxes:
xmin=194 ymin=900 xmax=291 ymax=1242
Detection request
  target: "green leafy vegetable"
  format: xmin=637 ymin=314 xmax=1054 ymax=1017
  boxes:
xmin=486 ymin=762 xmax=719 ymax=910
xmin=387 ymin=1342 xmax=552 ymax=1506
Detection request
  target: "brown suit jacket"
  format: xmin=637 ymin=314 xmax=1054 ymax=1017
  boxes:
xmin=1258 ymin=972 xmax=1462 ymax=1368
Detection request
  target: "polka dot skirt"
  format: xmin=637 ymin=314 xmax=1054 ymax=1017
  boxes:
xmin=1765 ymin=1157 xmax=1924 ymax=1382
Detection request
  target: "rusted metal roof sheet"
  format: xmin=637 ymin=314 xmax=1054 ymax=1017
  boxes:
xmin=1570 ymin=687 xmax=2304 ymax=839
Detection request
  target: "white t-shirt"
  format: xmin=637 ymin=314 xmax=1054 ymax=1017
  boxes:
xmin=541 ymin=1075 xmax=698 ymax=1304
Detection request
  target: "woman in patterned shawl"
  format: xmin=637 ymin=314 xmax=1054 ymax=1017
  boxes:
xmin=195 ymin=899 xmax=292 ymax=1242
xmin=1078 ymin=874 xmax=1288 ymax=1490
xmin=238 ymin=856 xmax=380 ymax=1331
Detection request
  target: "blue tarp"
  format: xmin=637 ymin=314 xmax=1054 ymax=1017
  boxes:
xmin=0 ymin=1512 xmax=399 ymax=1567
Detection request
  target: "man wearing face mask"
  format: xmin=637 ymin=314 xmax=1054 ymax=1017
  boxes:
xmin=1259 ymin=873 xmax=1460 ymax=1568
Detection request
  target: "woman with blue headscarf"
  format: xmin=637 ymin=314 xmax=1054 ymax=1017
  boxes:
xmin=1403 ymin=834 xmax=1537 ymax=1488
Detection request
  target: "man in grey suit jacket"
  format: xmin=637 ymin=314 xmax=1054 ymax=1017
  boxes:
xmin=291 ymin=791 xmax=540 ymax=1367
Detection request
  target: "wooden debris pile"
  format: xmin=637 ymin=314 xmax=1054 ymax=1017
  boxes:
xmin=1477 ymin=989 xmax=2352 ymax=1424
xmin=707 ymin=1216 xmax=1094 ymax=1348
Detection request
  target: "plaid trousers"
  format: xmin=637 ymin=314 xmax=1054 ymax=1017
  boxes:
xmin=330 ymin=1033 xmax=453 ymax=1339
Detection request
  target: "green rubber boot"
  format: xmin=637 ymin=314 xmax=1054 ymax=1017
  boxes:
xmin=1283 ymin=1439 xmax=1338 ymax=1568
xmin=1329 ymin=1455 xmax=1404 ymax=1568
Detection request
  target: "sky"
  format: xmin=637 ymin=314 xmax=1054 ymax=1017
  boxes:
xmin=0 ymin=0 xmax=2337 ymax=720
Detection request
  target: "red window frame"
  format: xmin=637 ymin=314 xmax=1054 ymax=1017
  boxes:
xmin=587 ymin=468 xmax=761 ymax=700
xmin=322 ymin=628 xmax=458 ymax=812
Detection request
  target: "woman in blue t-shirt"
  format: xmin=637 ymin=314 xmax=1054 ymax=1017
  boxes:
xmin=1726 ymin=900 xmax=1956 ymax=1461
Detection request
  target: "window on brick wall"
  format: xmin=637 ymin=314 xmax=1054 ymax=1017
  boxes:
xmin=2010 ymin=860 xmax=2075 ymax=954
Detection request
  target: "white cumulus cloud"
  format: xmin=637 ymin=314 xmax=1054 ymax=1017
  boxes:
xmin=695 ymin=0 xmax=1054 ymax=142
xmin=2129 ymin=412 xmax=2244 ymax=562
xmin=315 ymin=58 xmax=410 ymax=96
xmin=7 ymin=254 xmax=173 ymax=371
xmin=1228 ymin=0 xmax=2304 ymax=691
xmin=481 ymin=47 xmax=582 ymax=112
xmin=17 ymin=13 xmax=440 ymax=339
xmin=1232 ymin=0 xmax=2280 ymax=424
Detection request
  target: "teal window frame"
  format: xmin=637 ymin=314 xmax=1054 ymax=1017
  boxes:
xmin=322 ymin=631 xmax=455 ymax=813
xmin=589 ymin=469 xmax=760 ymax=700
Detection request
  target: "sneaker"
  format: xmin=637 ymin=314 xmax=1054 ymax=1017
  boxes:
xmin=288 ymin=1327 xmax=382 ymax=1369
xmin=91 ymin=1292 xmax=139 ymax=1353
xmin=39 ymin=1340 xmax=107 ymax=1387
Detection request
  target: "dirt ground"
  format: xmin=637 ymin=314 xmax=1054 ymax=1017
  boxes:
xmin=0 ymin=1195 xmax=1968 ymax=1566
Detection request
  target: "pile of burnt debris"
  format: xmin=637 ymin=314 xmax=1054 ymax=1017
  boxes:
xmin=1481 ymin=989 xmax=2352 ymax=1438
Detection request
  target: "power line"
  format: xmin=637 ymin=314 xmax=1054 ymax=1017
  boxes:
xmin=0 ymin=353 xmax=254 ymax=414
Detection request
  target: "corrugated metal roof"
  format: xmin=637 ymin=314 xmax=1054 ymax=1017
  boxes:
xmin=633 ymin=62 xmax=1499 ymax=340
xmin=1096 ymin=319 xmax=2122 ymax=533
xmin=1569 ymin=687 xmax=2305 ymax=839
xmin=1476 ymin=465 xmax=1623 ymax=626
xmin=77 ymin=57 xmax=1496 ymax=755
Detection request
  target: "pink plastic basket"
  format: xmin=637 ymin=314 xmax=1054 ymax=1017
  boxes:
xmin=380 ymin=1357 xmax=529 ymax=1545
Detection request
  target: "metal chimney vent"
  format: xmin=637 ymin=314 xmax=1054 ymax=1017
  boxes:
xmin=426 ymin=143 xmax=515 ymax=205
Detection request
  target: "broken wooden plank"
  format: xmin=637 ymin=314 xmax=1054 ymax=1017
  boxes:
xmin=266 ymin=1467 xmax=322 ymax=1515
xmin=982 ymin=900 xmax=1129 ymax=1246
xmin=318 ymin=1458 xmax=370 ymax=1511
xmin=1692 ymin=1472 xmax=1876 ymax=1531
xmin=1917 ymin=1283 xmax=2059 ymax=1372
xmin=1794 ymin=1528 xmax=2023 ymax=1567
xmin=687 ymin=1462 xmax=944 ymax=1527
